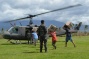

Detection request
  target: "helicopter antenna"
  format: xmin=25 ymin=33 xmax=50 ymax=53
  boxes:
xmin=10 ymin=22 xmax=16 ymax=27
xmin=14 ymin=22 xmax=16 ymax=26
xmin=19 ymin=22 xmax=22 ymax=26
xmin=10 ymin=22 xmax=14 ymax=27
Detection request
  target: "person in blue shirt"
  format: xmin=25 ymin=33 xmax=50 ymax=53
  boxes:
xmin=64 ymin=25 xmax=76 ymax=47
xmin=32 ymin=31 xmax=38 ymax=46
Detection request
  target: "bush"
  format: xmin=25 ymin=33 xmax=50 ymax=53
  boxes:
xmin=0 ymin=34 xmax=3 ymax=39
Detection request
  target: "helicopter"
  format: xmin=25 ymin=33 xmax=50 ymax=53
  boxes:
xmin=2 ymin=4 xmax=82 ymax=44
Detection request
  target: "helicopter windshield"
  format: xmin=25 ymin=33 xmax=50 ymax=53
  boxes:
xmin=8 ymin=27 xmax=18 ymax=34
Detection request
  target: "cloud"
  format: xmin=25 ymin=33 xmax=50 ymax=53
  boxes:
xmin=0 ymin=0 xmax=89 ymax=25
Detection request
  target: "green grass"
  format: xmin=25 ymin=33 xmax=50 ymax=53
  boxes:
xmin=0 ymin=36 xmax=89 ymax=59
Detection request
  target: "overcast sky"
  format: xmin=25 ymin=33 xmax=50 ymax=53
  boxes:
xmin=0 ymin=0 xmax=89 ymax=25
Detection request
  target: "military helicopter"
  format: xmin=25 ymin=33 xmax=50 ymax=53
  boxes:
xmin=2 ymin=4 xmax=82 ymax=44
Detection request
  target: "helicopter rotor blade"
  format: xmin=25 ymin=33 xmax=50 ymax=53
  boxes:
xmin=34 ymin=4 xmax=82 ymax=16
xmin=14 ymin=17 xmax=29 ymax=20
xmin=4 ymin=17 xmax=29 ymax=23
xmin=5 ymin=4 xmax=81 ymax=23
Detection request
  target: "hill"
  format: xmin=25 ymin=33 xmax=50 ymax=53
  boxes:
xmin=0 ymin=20 xmax=88 ymax=32
xmin=0 ymin=20 xmax=64 ymax=30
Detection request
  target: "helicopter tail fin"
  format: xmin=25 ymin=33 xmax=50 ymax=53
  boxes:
xmin=74 ymin=22 xmax=82 ymax=30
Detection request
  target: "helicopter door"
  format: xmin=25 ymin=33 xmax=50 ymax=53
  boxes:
xmin=18 ymin=27 xmax=25 ymax=36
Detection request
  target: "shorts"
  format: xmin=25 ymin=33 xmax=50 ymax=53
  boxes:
xmin=66 ymin=36 xmax=73 ymax=42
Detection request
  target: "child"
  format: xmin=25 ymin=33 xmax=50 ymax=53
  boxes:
xmin=50 ymin=31 xmax=57 ymax=49
xmin=32 ymin=31 xmax=38 ymax=46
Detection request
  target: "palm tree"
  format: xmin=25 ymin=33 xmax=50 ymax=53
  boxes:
xmin=1 ymin=28 xmax=4 ymax=34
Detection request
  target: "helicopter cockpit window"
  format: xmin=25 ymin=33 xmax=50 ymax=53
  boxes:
xmin=8 ymin=27 xmax=18 ymax=34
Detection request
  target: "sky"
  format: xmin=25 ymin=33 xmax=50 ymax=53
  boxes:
xmin=0 ymin=0 xmax=89 ymax=25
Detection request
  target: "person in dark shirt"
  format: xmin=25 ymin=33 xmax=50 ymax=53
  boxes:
xmin=64 ymin=25 xmax=76 ymax=47
xmin=37 ymin=20 xmax=47 ymax=53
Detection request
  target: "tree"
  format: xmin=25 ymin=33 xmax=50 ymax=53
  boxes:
xmin=1 ymin=28 xmax=4 ymax=34
xmin=84 ymin=25 xmax=88 ymax=35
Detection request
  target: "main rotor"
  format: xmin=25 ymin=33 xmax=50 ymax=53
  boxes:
xmin=5 ymin=4 xmax=82 ymax=26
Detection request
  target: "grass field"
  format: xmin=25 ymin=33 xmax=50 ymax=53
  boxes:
xmin=0 ymin=36 xmax=89 ymax=59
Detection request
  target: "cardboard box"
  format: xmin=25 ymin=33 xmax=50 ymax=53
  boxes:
xmin=65 ymin=21 xmax=73 ymax=28
xmin=48 ymin=24 xmax=57 ymax=32
xmin=32 ymin=27 xmax=38 ymax=32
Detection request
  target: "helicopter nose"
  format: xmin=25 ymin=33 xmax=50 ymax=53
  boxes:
xmin=2 ymin=31 xmax=10 ymax=39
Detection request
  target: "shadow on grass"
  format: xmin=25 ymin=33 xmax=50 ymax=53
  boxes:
xmin=1 ymin=43 xmax=16 ymax=45
xmin=0 ymin=42 xmax=33 ymax=45
xmin=23 ymin=51 xmax=39 ymax=53
xmin=57 ymin=41 xmax=65 ymax=42
xmin=36 ymin=48 xmax=40 ymax=50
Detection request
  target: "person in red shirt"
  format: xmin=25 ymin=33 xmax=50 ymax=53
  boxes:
xmin=50 ymin=31 xmax=57 ymax=49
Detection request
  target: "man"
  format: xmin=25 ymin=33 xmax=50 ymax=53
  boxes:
xmin=37 ymin=20 xmax=47 ymax=53
xmin=64 ymin=25 xmax=76 ymax=47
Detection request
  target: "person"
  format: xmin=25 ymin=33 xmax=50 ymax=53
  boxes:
xmin=50 ymin=31 xmax=57 ymax=49
xmin=37 ymin=20 xmax=47 ymax=53
xmin=32 ymin=31 xmax=38 ymax=46
xmin=64 ymin=25 xmax=76 ymax=47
